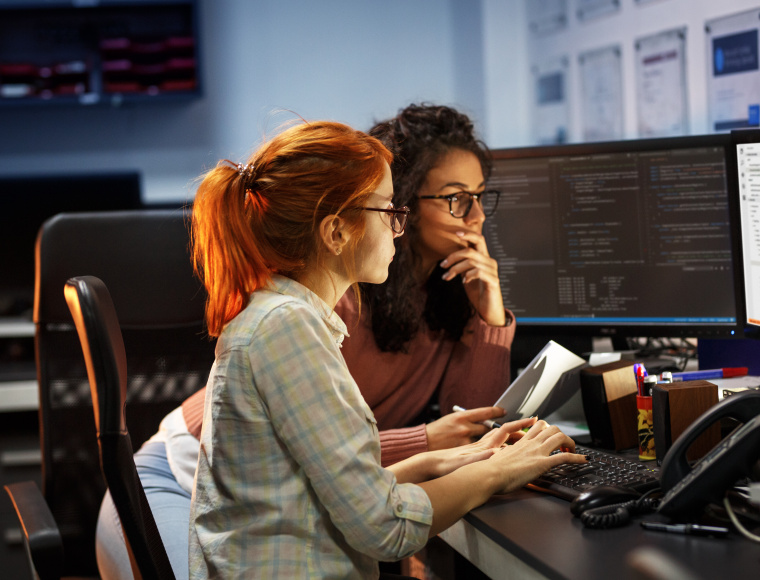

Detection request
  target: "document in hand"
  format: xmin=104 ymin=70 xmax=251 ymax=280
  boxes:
xmin=495 ymin=340 xmax=586 ymax=421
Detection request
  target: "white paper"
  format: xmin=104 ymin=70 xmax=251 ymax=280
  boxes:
xmin=528 ymin=0 xmax=569 ymax=36
xmin=579 ymin=45 xmax=624 ymax=141
xmin=494 ymin=340 xmax=586 ymax=421
xmin=712 ymin=376 xmax=760 ymax=399
xmin=635 ymin=27 xmax=689 ymax=138
xmin=576 ymin=0 xmax=620 ymax=22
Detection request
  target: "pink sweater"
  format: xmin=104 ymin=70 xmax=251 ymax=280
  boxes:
xmin=184 ymin=291 xmax=515 ymax=466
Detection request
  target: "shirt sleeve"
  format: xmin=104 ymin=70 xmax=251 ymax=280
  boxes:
xmin=437 ymin=308 xmax=516 ymax=416
xmin=251 ymin=302 xmax=433 ymax=561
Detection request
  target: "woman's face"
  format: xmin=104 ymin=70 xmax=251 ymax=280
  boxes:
xmin=415 ymin=148 xmax=486 ymax=273
xmin=354 ymin=162 xmax=399 ymax=284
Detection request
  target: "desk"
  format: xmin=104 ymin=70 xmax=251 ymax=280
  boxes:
xmin=440 ymin=488 xmax=760 ymax=580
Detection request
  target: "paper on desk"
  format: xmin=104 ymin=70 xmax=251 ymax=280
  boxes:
xmin=711 ymin=376 xmax=760 ymax=399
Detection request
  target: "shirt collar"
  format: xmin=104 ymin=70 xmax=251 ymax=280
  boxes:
xmin=267 ymin=275 xmax=349 ymax=347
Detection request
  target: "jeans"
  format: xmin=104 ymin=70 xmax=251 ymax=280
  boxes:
xmin=95 ymin=441 xmax=191 ymax=580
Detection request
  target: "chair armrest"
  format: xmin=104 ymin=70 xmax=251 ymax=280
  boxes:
xmin=4 ymin=481 xmax=64 ymax=580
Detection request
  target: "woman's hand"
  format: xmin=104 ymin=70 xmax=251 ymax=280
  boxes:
xmin=425 ymin=406 xmax=506 ymax=450
xmin=440 ymin=230 xmax=506 ymax=327
xmin=423 ymin=418 xmax=538 ymax=479
xmin=486 ymin=420 xmax=588 ymax=495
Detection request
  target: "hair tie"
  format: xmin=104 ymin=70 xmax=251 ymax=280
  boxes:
xmin=237 ymin=163 xmax=254 ymax=179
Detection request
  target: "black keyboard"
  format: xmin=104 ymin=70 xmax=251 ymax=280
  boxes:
xmin=528 ymin=445 xmax=661 ymax=500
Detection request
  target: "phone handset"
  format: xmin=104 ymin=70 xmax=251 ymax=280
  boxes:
xmin=658 ymin=390 xmax=760 ymax=518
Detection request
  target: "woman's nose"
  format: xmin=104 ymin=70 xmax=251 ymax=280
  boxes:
xmin=464 ymin=198 xmax=486 ymax=225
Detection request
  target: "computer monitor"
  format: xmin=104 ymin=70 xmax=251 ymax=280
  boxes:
xmin=0 ymin=172 xmax=143 ymax=319
xmin=731 ymin=128 xmax=760 ymax=335
xmin=485 ymin=134 xmax=743 ymax=341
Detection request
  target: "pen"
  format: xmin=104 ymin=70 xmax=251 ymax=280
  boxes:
xmin=671 ymin=367 xmax=748 ymax=381
xmin=640 ymin=521 xmax=729 ymax=537
xmin=452 ymin=405 xmax=503 ymax=430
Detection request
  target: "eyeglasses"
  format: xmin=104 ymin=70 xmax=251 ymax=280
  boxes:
xmin=359 ymin=204 xmax=410 ymax=236
xmin=418 ymin=189 xmax=501 ymax=218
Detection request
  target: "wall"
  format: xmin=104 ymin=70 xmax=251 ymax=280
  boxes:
xmin=0 ymin=0 xmax=489 ymax=204
xmin=481 ymin=0 xmax=760 ymax=147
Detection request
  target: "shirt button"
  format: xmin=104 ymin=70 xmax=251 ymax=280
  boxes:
xmin=395 ymin=504 xmax=403 ymax=514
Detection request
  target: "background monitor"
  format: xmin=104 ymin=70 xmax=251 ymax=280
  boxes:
xmin=485 ymin=134 xmax=743 ymax=344
xmin=0 ymin=171 xmax=143 ymax=319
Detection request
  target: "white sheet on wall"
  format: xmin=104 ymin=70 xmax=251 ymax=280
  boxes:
xmin=579 ymin=44 xmax=624 ymax=141
xmin=635 ymin=27 xmax=689 ymax=138
xmin=706 ymin=7 xmax=760 ymax=132
xmin=527 ymin=0 xmax=569 ymax=36
xmin=576 ymin=0 xmax=621 ymax=22
xmin=531 ymin=56 xmax=571 ymax=144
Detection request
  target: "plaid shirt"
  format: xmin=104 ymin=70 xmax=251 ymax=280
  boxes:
xmin=189 ymin=276 xmax=433 ymax=578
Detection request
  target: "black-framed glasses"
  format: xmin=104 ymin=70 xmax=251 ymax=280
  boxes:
xmin=419 ymin=189 xmax=500 ymax=218
xmin=360 ymin=205 xmax=411 ymax=236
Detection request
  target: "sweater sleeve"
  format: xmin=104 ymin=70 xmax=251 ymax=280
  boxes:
xmin=437 ymin=308 xmax=516 ymax=416
xmin=181 ymin=386 xmax=206 ymax=440
xmin=378 ymin=424 xmax=429 ymax=467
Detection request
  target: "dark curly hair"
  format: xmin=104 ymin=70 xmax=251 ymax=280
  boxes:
xmin=360 ymin=103 xmax=493 ymax=352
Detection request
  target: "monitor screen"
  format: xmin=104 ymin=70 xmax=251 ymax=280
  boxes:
xmin=485 ymin=134 xmax=742 ymax=339
xmin=732 ymin=129 xmax=760 ymax=331
xmin=0 ymin=172 xmax=143 ymax=319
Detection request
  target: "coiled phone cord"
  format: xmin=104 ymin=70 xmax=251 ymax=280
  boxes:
xmin=580 ymin=495 xmax=661 ymax=529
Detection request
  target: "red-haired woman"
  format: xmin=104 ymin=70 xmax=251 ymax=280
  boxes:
xmin=177 ymin=120 xmax=585 ymax=578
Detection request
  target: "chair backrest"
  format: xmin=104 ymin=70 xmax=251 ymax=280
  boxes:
xmin=34 ymin=209 xmax=215 ymax=576
xmin=65 ymin=275 xmax=176 ymax=580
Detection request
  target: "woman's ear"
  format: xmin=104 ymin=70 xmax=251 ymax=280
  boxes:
xmin=318 ymin=214 xmax=350 ymax=256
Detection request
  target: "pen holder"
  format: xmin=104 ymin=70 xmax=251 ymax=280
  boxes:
xmin=636 ymin=395 xmax=656 ymax=461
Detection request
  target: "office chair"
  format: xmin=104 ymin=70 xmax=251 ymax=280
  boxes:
xmin=64 ymin=275 xmax=176 ymax=580
xmin=4 ymin=210 xmax=214 ymax=578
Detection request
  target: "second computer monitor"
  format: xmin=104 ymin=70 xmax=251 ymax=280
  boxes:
xmin=486 ymin=134 xmax=742 ymax=339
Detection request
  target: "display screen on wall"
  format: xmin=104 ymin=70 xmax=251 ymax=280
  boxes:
xmin=706 ymin=7 xmax=760 ymax=132
xmin=0 ymin=1 xmax=201 ymax=106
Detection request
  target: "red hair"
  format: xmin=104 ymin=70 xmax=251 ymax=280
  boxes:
xmin=191 ymin=121 xmax=393 ymax=337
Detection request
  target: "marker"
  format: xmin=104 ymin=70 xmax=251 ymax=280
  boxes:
xmin=634 ymin=363 xmax=648 ymax=396
xmin=642 ymin=375 xmax=657 ymax=396
xmin=640 ymin=521 xmax=729 ymax=537
xmin=452 ymin=405 xmax=503 ymax=430
xmin=671 ymin=367 xmax=748 ymax=381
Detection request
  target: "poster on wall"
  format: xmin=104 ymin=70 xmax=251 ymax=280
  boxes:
xmin=705 ymin=8 xmax=760 ymax=132
xmin=576 ymin=0 xmax=620 ymax=22
xmin=579 ymin=44 xmax=624 ymax=141
xmin=531 ymin=56 xmax=570 ymax=144
xmin=635 ymin=27 xmax=689 ymax=138
xmin=528 ymin=0 xmax=569 ymax=36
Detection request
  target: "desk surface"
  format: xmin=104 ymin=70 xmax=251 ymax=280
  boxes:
xmin=441 ymin=488 xmax=760 ymax=580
